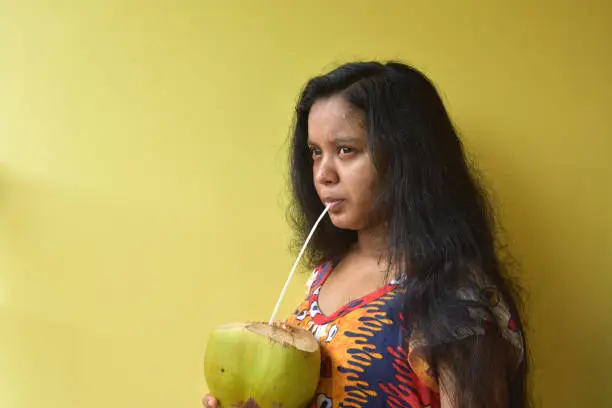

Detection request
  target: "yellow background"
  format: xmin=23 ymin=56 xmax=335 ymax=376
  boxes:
xmin=1 ymin=1 xmax=610 ymax=407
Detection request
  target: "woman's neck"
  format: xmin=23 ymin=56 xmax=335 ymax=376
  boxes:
xmin=352 ymin=223 xmax=401 ymax=281
xmin=355 ymin=224 xmax=388 ymax=261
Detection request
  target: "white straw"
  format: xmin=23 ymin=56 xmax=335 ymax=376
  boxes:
xmin=269 ymin=204 xmax=331 ymax=324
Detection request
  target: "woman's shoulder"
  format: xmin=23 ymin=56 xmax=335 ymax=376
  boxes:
xmin=409 ymin=266 xmax=526 ymax=374
xmin=458 ymin=268 xmax=525 ymax=355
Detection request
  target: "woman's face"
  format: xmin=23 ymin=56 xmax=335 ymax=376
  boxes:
xmin=307 ymin=95 xmax=378 ymax=231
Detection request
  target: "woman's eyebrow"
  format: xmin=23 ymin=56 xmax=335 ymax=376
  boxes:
xmin=307 ymin=136 xmax=361 ymax=145
xmin=332 ymin=136 xmax=361 ymax=144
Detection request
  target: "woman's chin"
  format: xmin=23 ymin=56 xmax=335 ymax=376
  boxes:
xmin=328 ymin=214 xmax=360 ymax=231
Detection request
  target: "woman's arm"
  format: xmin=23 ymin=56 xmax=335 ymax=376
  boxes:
xmin=435 ymin=333 xmax=514 ymax=408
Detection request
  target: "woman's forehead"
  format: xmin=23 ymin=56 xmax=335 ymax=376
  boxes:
xmin=308 ymin=96 xmax=365 ymax=143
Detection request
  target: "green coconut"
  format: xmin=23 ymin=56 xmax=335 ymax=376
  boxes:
xmin=203 ymin=321 xmax=321 ymax=408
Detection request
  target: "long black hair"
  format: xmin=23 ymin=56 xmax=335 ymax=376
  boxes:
xmin=288 ymin=61 xmax=530 ymax=407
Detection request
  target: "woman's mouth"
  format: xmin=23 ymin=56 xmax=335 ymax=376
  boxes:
xmin=323 ymin=199 xmax=344 ymax=209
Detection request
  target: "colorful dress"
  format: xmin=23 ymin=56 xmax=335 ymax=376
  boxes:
xmin=285 ymin=259 xmax=524 ymax=408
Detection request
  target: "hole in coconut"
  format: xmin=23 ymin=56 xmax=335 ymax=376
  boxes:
xmin=246 ymin=322 xmax=319 ymax=353
xmin=220 ymin=368 xmax=224 ymax=373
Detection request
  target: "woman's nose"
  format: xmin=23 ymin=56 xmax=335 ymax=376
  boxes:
xmin=315 ymin=159 xmax=339 ymax=185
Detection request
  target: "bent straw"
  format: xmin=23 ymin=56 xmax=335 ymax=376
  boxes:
xmin=269 ymin=204 xmax=331 ymax=324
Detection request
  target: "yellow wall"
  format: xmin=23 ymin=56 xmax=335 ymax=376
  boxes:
xmin=1 ymin=1 xmax=610 ymax=407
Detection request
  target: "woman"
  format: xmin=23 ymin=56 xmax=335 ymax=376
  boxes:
xmin=203 ymin=61 xmax=529 ymax=407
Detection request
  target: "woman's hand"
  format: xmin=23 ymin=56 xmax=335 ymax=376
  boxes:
xmin=202 ymin=394 xmax=218 ymax=408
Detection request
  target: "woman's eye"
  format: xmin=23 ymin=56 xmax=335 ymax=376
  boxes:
xmin=310 ymin=147 xmax=322 ymax=157
xmin=338 ymin=147 xmax=354 ymax=155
